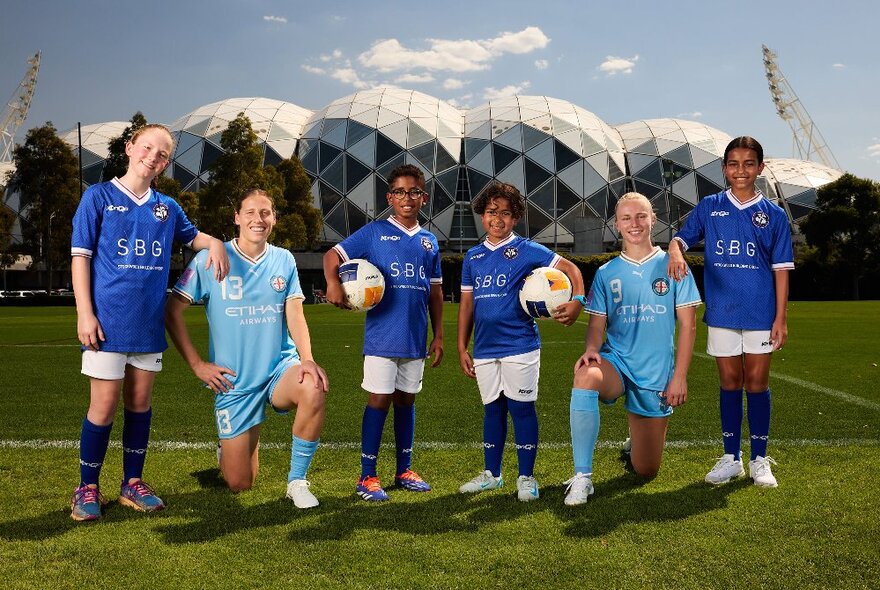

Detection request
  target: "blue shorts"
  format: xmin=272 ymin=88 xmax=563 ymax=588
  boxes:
xmin=213 ymin=357 xmax=299 ymax=439
xmin=600 ymin=355 xmax=672 ymax=418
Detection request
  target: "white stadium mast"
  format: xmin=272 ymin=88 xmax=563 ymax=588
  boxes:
xmin=0 ymin=51 xmax=41 ymax=164
xmin=762 ymin=45 xmax=840 ymax=170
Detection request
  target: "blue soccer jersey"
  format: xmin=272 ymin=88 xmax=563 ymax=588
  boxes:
xmin=334 ymin=217 xmax=442 ymax=358
xmin=674 ymin=189 xmax=794 ymax=330
xmin=586 ymin=247 xmax=702 ymax=392
xmin=71 ymin=179 xmax=199 ymax=353
xmin=461 ymin=234 xmax=559 ymax=359
xmin=173 ymin=240 xmax=304 ymax=395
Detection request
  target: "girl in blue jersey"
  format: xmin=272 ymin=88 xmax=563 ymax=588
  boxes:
xmin=69 ymin=124 xmax=229 ymax=521
xmin=564 ymin=193 xmax=701 ymax=506
xmin=668 ymin=136 xmax=793 ymax=488
xmin=165 ymin=189 xmax=329 ymax=509
xmin=322 ymin=164 xmax=444 ymax=502
xmin=458 ymin=182 xmax=585 ymax=502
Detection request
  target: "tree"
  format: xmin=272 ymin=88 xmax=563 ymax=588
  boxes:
xmin=196 ymin=113 xmax=283 ymax=241
xmin=0 ymin=192 xmax=15 ymax=267
xmin=8 ymin=123 xmax=81 ymax=290
xmin=799 ymin=173 xmax=880 ymax=300
xmin=276 ymin=157 xmax=323 ymax=249
xmin=102 ymin=112 xmax=148 ymax=181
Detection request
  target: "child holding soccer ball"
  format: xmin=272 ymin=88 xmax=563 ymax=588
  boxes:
xmin=668 ymin=136 xmax=793 ymax=488
xmin=322 ymin=164 xmax=444 ymax=502
xmin=457 ymin=182 xmax=584 ymax=502
xmin=563 ymin=192 xmax=701 ymax=506
xmin=69 ymin=124 xmax=228 ymax=521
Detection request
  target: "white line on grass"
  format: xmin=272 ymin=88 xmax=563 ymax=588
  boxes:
xmin=2 ymin=438 xmax=878 ymax=451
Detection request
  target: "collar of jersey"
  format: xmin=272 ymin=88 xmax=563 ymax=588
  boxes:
xmin=483 ymin=232 xmax=516 ymax=251
xmin=725 ymin=189 xmax=764 ymax=210
xmin=111 ymin=177 xmax=153 ymax=206
xmin=620 ymin=245 xmax=661 ymax=266
xmin=387 ymin=216 xmax=422 ymax=237
xmin=231 ymin=238 xmax=268 ymax=265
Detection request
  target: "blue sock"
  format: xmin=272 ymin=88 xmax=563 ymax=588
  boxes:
xmin=719 ymin=388 xmax=744 ymax=460
xmin=393 ymin=402 xmax=415 ymax=476
xmin=747 ymin=389 xmax=771 ymax=460
xmin=288 ymin=436 xmax=319 ymax=481
xmin=122 ymin=408 xmax=152 ymax=483
xmin=570 ymin=389 xmax=600 ymax=475
xmin=360 ymin=405 xmax=388 ymax=478
xmin=483 ymin=396 xmax=508 ymax=477
xmin=507 ymin=398 xmax=538 ymax=477
xmin=79 ymin=418 xmax=112 ymax=487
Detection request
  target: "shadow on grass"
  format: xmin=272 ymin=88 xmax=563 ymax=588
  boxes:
xmin=545 ymin=474 xmax=751 ymax=538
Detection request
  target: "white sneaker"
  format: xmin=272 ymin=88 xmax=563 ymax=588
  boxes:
xmin=563 ymin=473 xmax=594 ymax=506
xmin=749 ymin=456 xmax=778 ymax=488
xmin=516 ymin=475 xmax=540 ymax=502
xmin=621 ymin=437 xmax=632 ymax=454
xmin=286 ymin=479 xmax=319 ymax=509
xmin=459 ymin=470 xmax=504 ymax=493
xmin=705 ymin=453 xmax=745 ymax=485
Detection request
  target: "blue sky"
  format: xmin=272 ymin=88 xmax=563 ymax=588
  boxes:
xmin=2 ymin=0 xmax=877 ymax=179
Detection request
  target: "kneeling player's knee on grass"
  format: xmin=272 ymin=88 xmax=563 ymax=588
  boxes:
xmin=226 ymin=474 xmax=255 ymax=493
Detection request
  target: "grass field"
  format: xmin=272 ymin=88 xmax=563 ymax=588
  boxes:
xmin=1 ymin=302 xmax=878 ymax=589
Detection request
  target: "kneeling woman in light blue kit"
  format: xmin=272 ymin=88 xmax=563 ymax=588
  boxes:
xmin=564 ymin=192 xmax=701 ymax=505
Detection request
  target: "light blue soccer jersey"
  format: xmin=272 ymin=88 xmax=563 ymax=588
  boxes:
xmin=334 ymin=217 xmax=441 ymax=358
xmin=173 ymin=240 xmax=304 ymax=394
xmin=461 ymin=234 xmax=559 ymax=359
xmin=586 ymin=247 xmax=701 ymax=392
xmin=675 ymin=190 xmax=793 ymax=330
xmin=71 ymin=179 xmax=199 ymax=353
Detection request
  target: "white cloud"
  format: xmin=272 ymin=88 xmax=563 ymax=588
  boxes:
xmin=676 ymin=111 xmax=703 ymax=119
xmin=395 ymin=73 xmax=435 ymax=84
xmin=330 ymin=67 xmax=371 ymax=89
xmin=443 ymin=78 xmax=466 ymax=90
xmin=598 ymin=54 xmax=639 ymax=76
xmin=534 ymin=59 xmax=549 ymax=70
xmin=263 ymin=15 xmax=287 ymax=24
xmin=483 ymin=81 xmax=531 ymax=101
xmin=301 ymin=65 xmax=325 ymax=75
xmin=320 ymin=49 xmax=343 ymax=62
xmin=832 ymin=63 xmax=846 ymax=69
xmin=868 ymin=143 xmax=880 ymax=158
xmin=358 ymin=27 xmax=550 ymax=73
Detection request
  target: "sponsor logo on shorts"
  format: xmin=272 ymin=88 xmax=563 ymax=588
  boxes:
xmin=152 ymin=203 xmax=169 ymax=222
xmin=518 ymin=388 xmax=534 ymax=395
xmin=503 ymin=247 xmax=518 ymax=260
xmin=270 ymin=275 xmax=287 ymax=292
xmin=752 ymin=211 xmax=769 ymax=228
xmin=762 ymin=339 xmax=773 ymax=347
xmin=652 ymin=278 xmax=670 ymax=296
xmin=155 ymin=358 xmax=162 ymax=364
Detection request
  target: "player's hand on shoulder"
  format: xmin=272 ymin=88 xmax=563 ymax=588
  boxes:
xmin=428 ymin=336 xmax=444 ymax=367
xmin=205 ymin=238 xmax=230 ymax=282
xmin=552 ymin=300 xmax=582 ymax=326
xmin=299 ymin=360 xmax=329 ymax=391
xmin=325 ymin=282 xmax=350 ymax=309
xmin=573 ymin=350 xmax=602 ymax=373
xmin=77 ymin=311 xmax=105 ymax=351
xmin=194 ymin=360 xmax=236 ymax=393
xmin=666 ymin=248 xmax=688 ymax=282
xmin=458 ymin=349 xmax=476 ymax=379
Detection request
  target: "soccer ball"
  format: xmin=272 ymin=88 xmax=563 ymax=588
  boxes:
xmin=338 ymin=259 xmax=385 ymax=312
xmin=519 ymin=266 xmax=572 ymax=318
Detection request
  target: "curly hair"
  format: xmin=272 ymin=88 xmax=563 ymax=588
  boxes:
xmin=387 ymin=164 xmax=426 ymax=189
xmin=472 ymin=182 xmax=526 ymax=219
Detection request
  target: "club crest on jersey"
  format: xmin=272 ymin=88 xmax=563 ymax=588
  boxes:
xmin=652 ymin=278 xmax=670 ymax=296
xmin=752 ymin=211 xmax=769 ymax=228
xmin=152 ymin=203 xmax=169 ymax=222
xmin=270 ymin=276 xmax=287 ymax=292
xmin=421 ymin=237 xmax=434 ymax=251
xmin=503 ymin=246 xmax=518 ymax=260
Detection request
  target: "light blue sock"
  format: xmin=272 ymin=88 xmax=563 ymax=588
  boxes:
xmin=288 ymin=436 xmax=319 ymax=482
xmin=570 ymin=389 xmax=599 ymax=475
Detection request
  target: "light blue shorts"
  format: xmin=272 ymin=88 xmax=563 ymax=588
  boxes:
xmin=600 ymin=355 xmax=672 ymax=418
xmin=213 ymin=357 xmax=299 ymax=439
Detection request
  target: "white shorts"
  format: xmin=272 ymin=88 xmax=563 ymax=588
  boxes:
xmin=81 ymin=350 xmax=163 ymax=380
xmin=707 ymin=326 xmax=774 ymax=357
xmin=473 ymin=349 xmax=541 ymax=405
xmin=362 ymin=356 xmax=425 ymax=394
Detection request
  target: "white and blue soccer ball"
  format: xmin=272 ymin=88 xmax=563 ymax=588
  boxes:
xmin=339 ymin=259 xmax=385 ymax=312
xmin=519 ymin=266 xmax=572 ymax=318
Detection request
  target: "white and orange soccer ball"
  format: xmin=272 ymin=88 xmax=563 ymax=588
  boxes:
xmin=519 ymin=266 xmax=572 ymax=318
xmin=339 ymin=259 xmax=385 ymax=312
